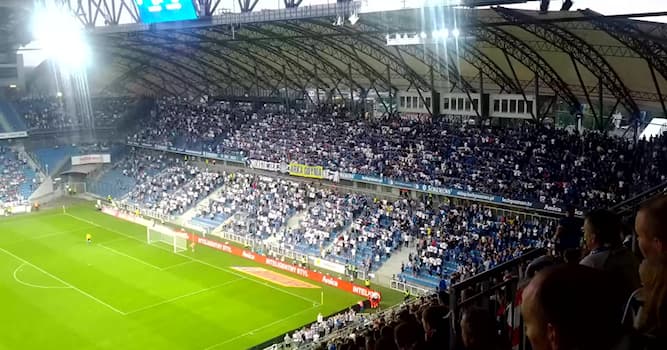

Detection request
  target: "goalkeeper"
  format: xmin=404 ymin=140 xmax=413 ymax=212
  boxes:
xmin=86 ymin=233 xmax=92 ymax=245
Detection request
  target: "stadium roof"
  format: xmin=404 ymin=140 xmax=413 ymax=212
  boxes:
xmin=32 ymin=2 xmax=667 ymax=118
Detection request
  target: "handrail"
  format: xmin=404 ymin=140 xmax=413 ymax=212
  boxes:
xmin=609 ymin=179 xmax=667 ymax=215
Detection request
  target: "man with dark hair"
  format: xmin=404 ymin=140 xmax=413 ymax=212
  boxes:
xmin=581 ymin=209 xmax=640 ymax=297
xmin=635 ymin=195 xmax=667 ymax=259
xmin=553 ymin=207 xmax=582 ymax=256
xmin=521 ymin=265 xmax=628 ymax=350
xmin=421 ymin=306 xmax=449 ymax=350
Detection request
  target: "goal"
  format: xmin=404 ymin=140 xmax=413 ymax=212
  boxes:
xmin=147 ymin=224 xmax=188 ymax=253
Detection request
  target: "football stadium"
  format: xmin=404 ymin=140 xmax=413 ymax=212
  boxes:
xmin=1 ymin=0 xmax=667 ymax=349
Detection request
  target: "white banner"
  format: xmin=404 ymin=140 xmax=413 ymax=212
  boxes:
xmin=71 ymin=154 xmax=111 ymax=165
xmin=309 ymin=256 xmax=346 ymax=274
xmin=248 ymin=159 xmax=281 ymax=172
xmin=0 ymin=131 xmax=28 ymax=139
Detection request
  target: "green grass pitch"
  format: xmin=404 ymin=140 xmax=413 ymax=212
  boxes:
xmin=0 ymin=204 xmax=375 ymax=350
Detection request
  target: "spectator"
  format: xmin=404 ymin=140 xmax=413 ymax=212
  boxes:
xmin=393 ymin=321 xmax=424 ymax=350
xmin=460 ymin=307 xmax=510 ymax=350
xmin=636 ymin=255 xmax=667 ymax=337
xmin=553 ymin=207 xmax=582 ymax=256
xmin=580 ymin=209 xmax=640 ymax=298
xmin=421 ymin=306 xmax=449 ymax=349
xmin=521 ymin=265 xmax=628 ymax=350
xmin=635 ymin=195 xmax=667 ymax=259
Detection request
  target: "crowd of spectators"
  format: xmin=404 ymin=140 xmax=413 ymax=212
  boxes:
xmin=197 ymin=173 xmax=308 ymax=238
xmin=16 ymin=96 xmax=134 ymax=130
xmin=400 ymin=202 xmax=554 ymax=287
xmin=126 ymin=162 xmax=223 ymax=216
xmin=131 ymin=100 xmax=667 ymax=209
xmin=0 ymin=146 xmax=38 ymax=204
xmin=290 ymin=196 xmax=667 ymax=350
xmin=129 ymin=97 xmax=250 ymax=151
xmin=282 ymin=190 xmax=365 ymax=257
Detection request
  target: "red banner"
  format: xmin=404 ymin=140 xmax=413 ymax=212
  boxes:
xmin=191 ymin=235 xmax=380 ymax=300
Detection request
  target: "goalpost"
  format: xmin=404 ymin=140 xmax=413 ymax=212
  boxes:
xmin=146 ymin=224 xmax=188 ymax=253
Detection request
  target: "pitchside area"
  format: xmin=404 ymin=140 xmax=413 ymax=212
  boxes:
xmin=0 ymin=205 xmax=363 ymax=350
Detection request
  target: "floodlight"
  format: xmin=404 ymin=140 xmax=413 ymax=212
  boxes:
xmin=9 ymin=84 xmax=17 ymax=88
xmin=31 ymin=5 xmax=90 ymax=69
xmin=56 ymin=91 xmax=63 ymax=97
xmin=420 ymin=32 xmax=427 ymax=39
xmin=442 ymin=29 xmax=450 ymax=39
xmin=452 ymin=28 xmax=460 ymax=38
xmin=432 ymin=30 xmax=439 ymax=38
xmin=348 ymin=11 xmax=359 ymax=25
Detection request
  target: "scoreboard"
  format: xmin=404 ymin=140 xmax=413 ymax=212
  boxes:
xmin=134 ymin=0 xmax=198 ymax=24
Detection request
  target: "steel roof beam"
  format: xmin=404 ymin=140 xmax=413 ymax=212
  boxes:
xmin=494 ymin=7 xmax=639 ymax=116
xmin=473 ymin=26 xmax=580 ymax=109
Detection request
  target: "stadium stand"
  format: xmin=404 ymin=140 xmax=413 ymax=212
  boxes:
xmin=15 ymin=96 xmax=134 ymax=130
xmin=0 ymin=146 xmax=38 ymax=203
xmin=0 ymin=99 xmax=28 ymax=134
xmin=32 ymin=144 xmax=79 ymax=175
xmin=131 ymin=104 xmax=667 ymax=209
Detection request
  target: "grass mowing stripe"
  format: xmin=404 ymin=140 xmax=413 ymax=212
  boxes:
xmin=2 ymin=227 xmax=90 ymax=246
xmin=65 ymin=212 xmax=320 ymax=306
xmin=161 ymin=260 xmax=195 ymax=270
xmin=125 ymin=278 xmax=243 ymax=315
xmin=203 ymin=305 xmax=320 ymax=350
xmin=98 ymin=243 xmax=164 ymax=270
xmin=0 ymin=246 xmax=127 ymax=315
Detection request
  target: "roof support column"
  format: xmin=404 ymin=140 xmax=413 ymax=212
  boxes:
xmin=535 ymin=72 xmax=539 ymax=120
xmin=387 ymin=64 xmax=393 ymax=114
xmin=349 ymin=63 xmax=354 ymax=111
xmin=283 ymin=64 xmax=289 ymax=111
xmin=599 ymin=77 xmax=604 ymax=131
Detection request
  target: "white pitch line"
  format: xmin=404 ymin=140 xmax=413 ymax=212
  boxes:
xmin=12 ymin=263 xmax=71 ymax=290
xmin=202 ymin=305 xmax=321 ymax=350
xmin=125 ymin=278 xmax=243 ymax=315
xmin=98 ymin=243 xmax=164 ymax=270
xmin=0 ymin=247 xmax=126 ymax=315
xmin=3 ymin=227 xmax=90 ymax=246
xmin=65 ymin=212 xmax=320 ymax=305
xmin=160 ymin=260 xmax=194 ymax=270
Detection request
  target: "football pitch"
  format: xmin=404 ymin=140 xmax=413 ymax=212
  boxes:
xmin=0 ymin=205 xmax=365 ymax=350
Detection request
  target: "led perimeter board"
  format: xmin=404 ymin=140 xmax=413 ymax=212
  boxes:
xmin=134 ymin=0 xmax=198 ymax=24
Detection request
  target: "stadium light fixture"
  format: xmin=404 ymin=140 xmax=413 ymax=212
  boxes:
xmin=561 ymin=0 xmax=573 ymax=11
xmin=348 ymin=11 xmax=359 ymax=25
xmin=420 ymin=31 xmax=427 ymax=39
xmin=540 ymin=0 xmax=550 ymax=13
xmin=56 ymin=91 xmax=63 ymax=97
xmin=31 ymin=5 xmax=90 ymax=69
xmin=442 ymin=29 xmax=450 ymax=39
xmin=9 ymin=84 xmax=17 ymax=88
xmin=452 ymin=28 xmax=460 ymax=38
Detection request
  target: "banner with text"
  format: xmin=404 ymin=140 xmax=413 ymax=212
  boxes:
xmin=309 ymin=256 xmax=347 ymax=274
xmin=191 ymin=235 xmax=379 ymax=299
xmin=288 ymin=163 xmax=324 ymax=179
xmin=71 ymin=154 xmax=111 ymax=165
xmin=0 ymin=131 xmax=28 ymax=140
xmin=249 ymin=159 xmax=282 ymax=172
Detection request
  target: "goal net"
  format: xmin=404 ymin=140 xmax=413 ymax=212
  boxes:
xmin=147 ymin=224 xmax=188 ymax=253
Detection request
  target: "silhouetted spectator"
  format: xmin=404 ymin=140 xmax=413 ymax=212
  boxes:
xmin=460 ymin=307 xmax=511 ymax=350
xmin=635 ymin=195 xmax=667 ymax=259
xmin=421 ymin=306 xmax=449 ymax=350
xmin=521 ymin=264 xmax=628 ymax=350
xmin=554 ymin=207 xmax=582 ymax=255
xmin=581 ymin=209 xmax=640 ymax=298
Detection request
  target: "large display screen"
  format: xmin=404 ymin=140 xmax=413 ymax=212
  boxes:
xmin=134 ymin=0 xmax=198 ymax=24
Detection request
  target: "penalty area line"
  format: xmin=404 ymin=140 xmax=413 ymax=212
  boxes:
xmin=65 ymin=213 xmax=320 ymax=306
